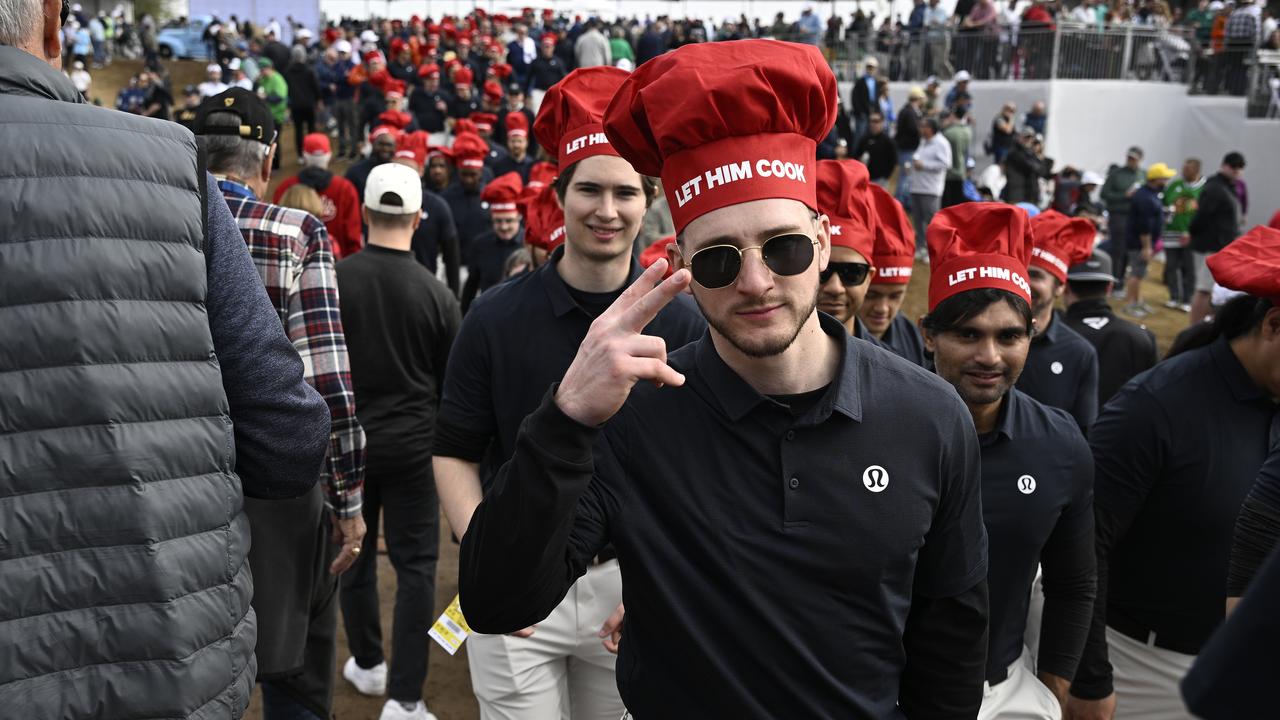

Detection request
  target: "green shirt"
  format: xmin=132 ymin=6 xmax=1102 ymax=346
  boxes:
xmin=256 ymin=72 xmax=289 ymax=124
xmin=609 ymin=38 xmax=635 ymax=63
xmin=941 ymin=123 xmax=971 ymax=181
xmin=1163 ymin=176 xmax=1205 ymax=234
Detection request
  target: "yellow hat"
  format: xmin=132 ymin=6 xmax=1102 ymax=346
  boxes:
xmin=908 ymin=86 xmax=926 ymax=100
xmin=1146 ymin=162 xmax=1177 ymax=181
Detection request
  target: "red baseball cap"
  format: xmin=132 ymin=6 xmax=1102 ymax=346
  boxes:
xmin=302 ymin=132 xmax=331 ymax=156
xmin=815 ymin=160 xmax=876 ymax=261
xmin=1208 ymin=225 xmax=1280 ymax=304
xmin=534 ymin=67 xmax=627 ymax=169
xmin=1029 ymin=209 xmax=1097 ymax=284
xmin=482 ymin=171 xmax=525 ymax=215
xmin=451 ymin=132 xmax=488 ymax=169
xmin=926 ymin=203 xmax=1034 ymax=312
xmin=520 ymin=183 xmax=566 ymax=252
xmin=505 ymin=111 xmax=530 ymax=138
xmin=868 ymin=184 xmax=915 ymax=285
xmin=603 ymin=39 xmax=836 ymax=234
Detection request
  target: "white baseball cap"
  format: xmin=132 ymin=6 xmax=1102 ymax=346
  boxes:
xmin=334 ymin=39 xmax=352 ymax=54
xmin=1081 ymin=170 xmax=1104 ymax=186
xmin=360 ymin=30 xmax=379 ymax=43
xmin=206 ymin=63 xmax=221 ymax=74
xmin=954 ymin=70 xmax=972 ymax=82
xmin=364 ymin=163 xmax=422 ymax=215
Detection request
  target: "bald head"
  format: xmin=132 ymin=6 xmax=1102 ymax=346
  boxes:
xmin=1 ymin=0 xmax=64 ymax=68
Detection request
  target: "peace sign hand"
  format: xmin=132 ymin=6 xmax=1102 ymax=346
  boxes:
xmin=555 ymin=260 xmax=692 ymax=427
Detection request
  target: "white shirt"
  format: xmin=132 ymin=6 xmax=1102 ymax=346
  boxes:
xmin=911 ymin=134 xmax=953 ymax=197
xmin=69 ymin=69 xmax=92 ymax=93
xmin=198 ymin=80 xmax=229 ymax=98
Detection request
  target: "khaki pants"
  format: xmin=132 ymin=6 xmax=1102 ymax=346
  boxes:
xmin=1106 ymin=627 xmax=1196 ymax=720
xmin=468 ymin=560 xmax=625 ymax=720
xmin=978 ymin=647 xmax=1061 ymax=720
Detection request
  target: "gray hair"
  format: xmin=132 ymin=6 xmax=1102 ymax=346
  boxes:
xmin=0 ymin=0 xmax=41 ymax=46
xmin=290 ymin=44 xmax=306 ymax=66
xmin=201 ymin=111 xmax=272 ymax=179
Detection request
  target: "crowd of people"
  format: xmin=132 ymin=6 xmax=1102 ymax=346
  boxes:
xmin=5 ymin=2 xmax=1280 ymax=720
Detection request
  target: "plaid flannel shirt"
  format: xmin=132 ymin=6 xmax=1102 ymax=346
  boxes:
xmin=219 ymin=179 xmax=366 ymax=518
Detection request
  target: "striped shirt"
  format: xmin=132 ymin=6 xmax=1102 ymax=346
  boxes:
xmin=218 ymin=178 xmax=366 ymax=517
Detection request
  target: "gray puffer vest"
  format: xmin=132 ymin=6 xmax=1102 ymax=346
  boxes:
xmin=0 ymin=46 xmax=255 ymax=718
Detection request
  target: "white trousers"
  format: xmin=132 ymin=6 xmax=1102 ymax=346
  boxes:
xmin=1106 ymin=627 xmax=1196 ymax=720
xmin=978 ymin=647 xmax=1062 ymax=720
xmin=467 ymin=560 xmax=625 ymax=720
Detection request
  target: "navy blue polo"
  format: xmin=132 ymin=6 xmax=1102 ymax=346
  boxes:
xmin=881 ymin=312 xmax=927 ymax=367
xmin=1016 ymin=312 xmax=1099 ymax=432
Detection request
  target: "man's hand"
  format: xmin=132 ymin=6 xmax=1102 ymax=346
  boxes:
xmin=599 ymin=603 xmax=625 ymax=654
xmin=1064 ymin=693 xmax=1117 ymax=720
xmin=912 ymin=158 xmax=924 ymax=170
xmin=555 ymin=260 xmax=691 ymax=427
xmin=1038 ymin=672 xmax=1071 ymax=707
xmin=329 ymin=513 xmax=367 ymax=575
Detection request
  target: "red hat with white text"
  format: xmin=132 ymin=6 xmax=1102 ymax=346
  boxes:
xmin=603 ymin=39 xmax=836 ymax=233
xmin=1029 ymin=209 xmax=1097 ymax=284
xmin=450 ymin=132 xmax=489 ymax=169
xmin=868 ymin=184 xmax=915 ymax=285
xmin=815 ymin=160 xmax=876 ymax=261
xmin=533 ymin=67 xmax=628 ymax=168
xmin=520 ymin=183 xmax=566 ymax=252
xmin=926 ymin=203 xmax=1034 ymax=311
xmin=482 ymin=172 xmax=525 ymax=216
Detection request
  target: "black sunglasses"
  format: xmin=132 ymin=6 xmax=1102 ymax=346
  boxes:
xmin=819 ymin=262 xmax=872 ymax=286
xmin=686 ymin=233 xmax=820 ymax=290
xmin=61 ymin=0 xmax=69 ymax=26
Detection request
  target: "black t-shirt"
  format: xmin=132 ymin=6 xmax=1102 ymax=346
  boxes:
xmin=978 ymin=389 xmax=1095 ymax=681
xmin=336 ymin=245 xmax=461 ymax=473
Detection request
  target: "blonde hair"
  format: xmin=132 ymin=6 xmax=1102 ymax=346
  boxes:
xmin=278 ymin=184 xmax=325 ymax=218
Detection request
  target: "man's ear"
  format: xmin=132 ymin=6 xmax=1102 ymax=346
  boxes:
xmin=814 ymin=213 xmax=832 ymax=272
xmin=918 ymin=314 xmax=937 ymax=354
xmin=42 ymin=0 xmax=63 ymax=66
xmin=261 ymin=143 xmax=277 ymax=184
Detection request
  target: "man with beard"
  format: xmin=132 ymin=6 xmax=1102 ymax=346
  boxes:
xmin=457 ymin=41 xmax=989 ymax=718
xmin=434 ymin=68 xmax=705 ymax=719
xmin=860 ymin=184 xmax=927 ymax=366
xmin=1015 ymin=210 xmax=1100 ymax=433
xmin=273 ymin=133 xmax=363 ymax=259
xmin=814 ymin=159 xmax=880 ymax=344
xmin=346 ymin=125 xmax=400 ymax=200
xmin=921 ymin=203 xmax=1096 ymax=720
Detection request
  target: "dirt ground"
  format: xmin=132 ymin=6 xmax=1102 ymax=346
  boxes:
xmin=86 ymin=57 xmax=1197 ymax=720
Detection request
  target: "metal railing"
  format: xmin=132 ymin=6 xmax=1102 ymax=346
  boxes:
xmin=826 ymin=23 xmax=1206 ymax=86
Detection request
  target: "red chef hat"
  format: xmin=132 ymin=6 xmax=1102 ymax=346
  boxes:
xmin=451 ymin=132 xmax=489 ymax=169
xmin=470 ymin=112 xmax=498 ymax=133
xmin=482 ymin=171 xmax=525 ymax=215
xmin=455 ymin=67 xmax=474 ymax=85
xmin=389 ymin=37 xmax=407 ymax=55
xmin=453 ymin=118 xmax=478 ymax=136
xmin=384 ymin=79 xmax=407 ymax=99
xmin=541 ymin=31 xmax=557 ymax=45
xmin=603 ymin=39 xmax=836 ymax=234
xmin=815 ymin=160 xmax=876 ymax=261
xmin=520 ymin=183 xmax=567 ymax=252
xmin=505 ymin=111 xmax=530 ymax=138
xmin=489 ymin=62 xmax=513 ymax=79
xmin=369 ymin=124 xmax=402 ymax=143
xmin=484 ymin=80 xmax=504 ymax=102
xmin=527 ymin=161 xmax=558 ymax=190
xmin=377 ymin=109 xmax=411 ymax=130
xmin=542 ymin=8 xmax=554 ymax=19
xmin=419 ymin=62 xmax=440 ymax=78
xmin=395 ymin=130 xmax=430 ymax=169
xmin=1207 ymin=225 xmax=1280 ymax=304
xmin=640 ymin=235 xmax=678 ymax=278
xmin=427 ymin=144 xmax=453 ymax=162
xmin=364 ymin=50 xmax=386 ymax=65
xmin=868 ymin=184 xmax=915 ymax=285
xmin=926 ymin=203 xmax=1034 ymax=312
xmin=368 ymin=69 xmax=391 ymax=90
xmin=458 ymin=36 xmax=472 ymax=47
xmin=1029 ymin=209 xmax=1097 ymax=284
xmin=534 ymin=67 xmax=627 ymax=169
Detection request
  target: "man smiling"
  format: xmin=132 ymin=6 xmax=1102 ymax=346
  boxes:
xmin=861 ymin=182 xmax=928 ymax=365
xmin=458 ymin=40 xmax=989 ymax=718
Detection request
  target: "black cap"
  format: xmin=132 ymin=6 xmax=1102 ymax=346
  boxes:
xmin=506 ymin=81 xmax=524 ymax=96
xmin=183 ymin=84 xmax=199 ymax=96
xmin=1067 ymin=249 xmax=1115 ymax=283
xmin=1223 ymin=151 xmax=1246 ymax=169
xmin=193 ymin=88 xmax=277 ymax=146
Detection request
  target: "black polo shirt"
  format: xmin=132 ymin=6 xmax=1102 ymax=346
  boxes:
xmin=408 ymin=87 xmax=451 ymax=133
xmin=1061 ymin=298 xmax=1158 ymax=407
xmin=1073 ymin=337 xmax=1278 ymax=699
xmin=410 ymin=189 xmax=461 ymax=296
xmin=979 ymin=389 xmax=1096 ymax=682
xmin=459 ymin=313 xmax=991 ymax=718
xmin=468 ymin=228 xmax=524 ymax=295
xmin=439 ymin=183 xmax=489 ymax=265
xmin=1015 ymin=311 xmax=1099 ymax=432
xmin=435 ymin=245 xmax=706 ymax=491
xmin=881 ymin=312 xmax=927 ymax=367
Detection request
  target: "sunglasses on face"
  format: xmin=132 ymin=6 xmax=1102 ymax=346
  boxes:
xmin=819 ymin=262 xmax=872 ymax=286
xmin=686 ymin=233 xmax=820 ymax=290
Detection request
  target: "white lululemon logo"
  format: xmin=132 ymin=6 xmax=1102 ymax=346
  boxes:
xmin=1018 ymin=475 xmax=1037 ymax=494
xmin=1050 ymin=361 xmax=1064 ymax=375
xmin=863 ymin=465 xmax=889 ymax=493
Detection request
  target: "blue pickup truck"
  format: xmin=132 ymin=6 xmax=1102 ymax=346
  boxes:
xmin=157 ymin=15 xmax=214 ymax=60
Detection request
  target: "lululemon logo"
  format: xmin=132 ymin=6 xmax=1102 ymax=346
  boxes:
xmin=1050 ymin=361 xmax=1064 ymax=375
xmin=1018 ymin=475 xmax=1037 ymax=494
xmin=863 ymin=465 xmax=889 ymax=493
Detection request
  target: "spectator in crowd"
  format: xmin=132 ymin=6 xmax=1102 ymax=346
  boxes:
xmin=528 ymin=34 xmax=567 ymax=101
xmin=850 ymin=56 xmax=880 ymax=147
xmin=198 ymin=62 xmax=228 ymax=98
xmin=254 ymin=58 xmax=289 ymax=169
xmin=853 ymin=111 xmax=898 ymax=188
xmin=388 ymin=146 xmax=460 ymax=296
xmin=1062 ymin=251 xmax=1158 ymax=407
xmin=575 ymin=19 xmax=612 ymax=68
xmin=1074 ymin=169 xmax=1106 ymax=225
xmin=609 ymin=26 xmax=635 ymax=66
xmin=461 ymin=172 xmax=525 ymax=311
xmin=1024 ymin=100 xmax=1048 ymax=136
xmin=798 ymin=4 xmax=824 ymax=44
xmin=347 ymin=126 xmax=400 ymax=201
xmin=990 ymin=102 xmax=1017 ymax=163
xmin=636 ymin=19 xmax=669 ymax=64
xmin=1189 ymin=151 xmax=1246 ymax=324
xmin=337 ymin=163 xmax=460 ymax=720
xmin=196 ymin=87 xmax=366 ymax=720
xmin=1099 ymin=146 xmax=1144 ymax=285
xmin=909 ymin=117 xmax=951 ymax=258
xmin=507 ymin=23 xmax=537 ymax=88
xmin=425 ymin=146 xmax=453 ymax=193
xmin=326 ymin=41 xmax=359 ymax=158
xmin=409 ymin=64 xmax=450 ymax=138
xmin=1001 ymin=128 xmax=1046 ymax=206
xmin=941 ymin=106 xmax=972 ymax=208
xmin=1162 ymin=158 xmax=1204 ymax=312
xmin=1121 ymin=162 xmax=1176 ymax=318
xmin=442 ymin=132 xmax=493 ymax=292
xmin=136 ymin=69 xmax=171 ymax=119
xmin=490 ymin=111 xmax=534 ymax=181
xmin=283 ymin=45 xmax=321 ymax=163
xmin=0 ymin=21 xmax=328 ymax=718
xmin=273 ymin=133 xmax=364 ymax=260
xmin=944 ymin=69 xmax=972 ymax=110
xmin=814 ymin=160 xmax=878 ymax=341
xmin=1223 ymin=0 xmax=1262 ymax=95
xmin=278 ymin=182 xmax=326 ymax=219
xmin=895 ymin=86 xmax=925 ymax=203
xmin=66 ymin=59 xmax=91 ymax=98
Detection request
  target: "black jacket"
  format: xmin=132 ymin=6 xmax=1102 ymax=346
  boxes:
xmin=1062 ymin=298 xmax=1158 ymax=407
xmin=896 ymin=102 xmax=922 ymax=152
xmin=284 ymin=62 xmax=320 ymax=110
xmin=850 ymin=74 xmax=877 ymax=118
xmin=1001 ymin=144 xmax=1048 ymax=205
xmin=1189 ymin=173 xmax=1241 ymax=253
xmin=854 ymin=131 xmax=899 ymax=181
